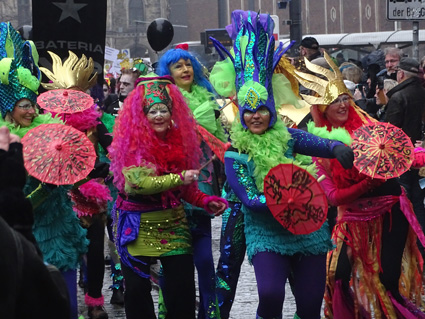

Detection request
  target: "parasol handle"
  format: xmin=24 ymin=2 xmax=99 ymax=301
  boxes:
xmin=219 ymin=97 xmax=236 ymax=112
xmin=317 ymin=175 xmax=326 ymax=183
xmin=72 ymin=177 xmax=90 ymax=189
xmin=199 ymin=155 xmax=217 ymax=171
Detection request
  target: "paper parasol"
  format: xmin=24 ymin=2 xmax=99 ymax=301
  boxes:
xmin=21 ymin=123 xmax=97 ymax=185
xmin=264 ymin=163 xmax=328 ymax=235
xmin=197 ymin=124 xmax=231 ymax=162
xmin=37 ymin=89 xmax=94 ymax=113
xmin=351 ymin=122 xmax=414 ymax=179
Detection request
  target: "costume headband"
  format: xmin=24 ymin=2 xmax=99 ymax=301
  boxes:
xmin=0 ymin=22 xmax=41 ymax=117
xmin=136 ymin=75 xmax=174 ymax=113
xmin=40 ymin=51 xmax=98 ymax=92
xmin=294 ymin=52 xmax=352 ymax=112
xmin=210 ymin=10 xmax=287 ymax=129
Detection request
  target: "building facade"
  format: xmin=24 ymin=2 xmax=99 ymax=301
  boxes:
xmin=0 ymin=0 xmax=424 ymax=58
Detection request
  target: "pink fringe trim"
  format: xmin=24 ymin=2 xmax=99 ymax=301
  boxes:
xmin=84 ymin=293 xmax=104 ymax=307
xmin=203 ymin=196 xmax=229 ymax=215
xmin=50 ymin=105 xmax=101 ymax=132
xmin=69 ymin=180 xmax=112 ymax=217
xmin=79 ymin=180 xmax=112 ymax=202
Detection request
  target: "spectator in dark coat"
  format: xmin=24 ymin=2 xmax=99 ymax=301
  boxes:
xmin=385 ymin=57 xmax=425 ymax=257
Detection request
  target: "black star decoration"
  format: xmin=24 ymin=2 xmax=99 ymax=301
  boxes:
xmin=53 ymin=0 xmax=88 ymax=23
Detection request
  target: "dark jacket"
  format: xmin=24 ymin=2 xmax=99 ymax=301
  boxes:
xmin=385 ymin=76 xmax=425 ymax=143
xmin=103 ymin=93 xmax=120 ymax=115
xmin=0 ymin=143 xmax=39 ymax=250
xmin=0 ymin=143 xmax=70 ymax=318
xmin=0 ymin=216 xmax=70 ymax=319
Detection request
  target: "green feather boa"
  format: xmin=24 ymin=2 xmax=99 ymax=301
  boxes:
xmin=180 ymin=85 xmax=215 ymax=113
xmin=231 ymin=119 xmax=317 ymax=192
xmin=101 ymin=112 xmax=116 ymax=134
xmin=180 ymin=85 xmax=227 ymax=142
xmin=0 ymin=113 xmax=63 ymax=138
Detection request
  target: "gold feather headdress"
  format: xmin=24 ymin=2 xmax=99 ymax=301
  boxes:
xmin=294 ymin=52 xmax=351 ymax=111
xmin=40 ymin=51 xmax=98 ymax=92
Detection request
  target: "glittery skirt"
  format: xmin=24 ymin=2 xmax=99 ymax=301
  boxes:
xmin=126 ymin=206 xmax=192 ymax=257
xmin=113 ymin=197 xmax=193 ymax=278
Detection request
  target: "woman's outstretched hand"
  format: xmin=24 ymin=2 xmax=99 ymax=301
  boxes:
xmin=183 ymin=169 xmax=200 ymax=185
xmin=0 ymin=127 xmax=20 ymax=152
xmin=207 ymin=200 xmax=227 ymax=216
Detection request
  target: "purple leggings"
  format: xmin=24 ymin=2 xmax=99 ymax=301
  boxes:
xmin=62 ymin=269 xmax=78 ymax=319
xmin=252 ymin=252 xmax=326 ymax=319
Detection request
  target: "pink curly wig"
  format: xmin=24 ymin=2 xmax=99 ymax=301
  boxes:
xmin=109 ymin=83 xmax=202 ymax=192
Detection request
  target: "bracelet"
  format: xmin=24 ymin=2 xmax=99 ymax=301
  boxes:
xmin=178 ymin=171 xmax=185 ymax=181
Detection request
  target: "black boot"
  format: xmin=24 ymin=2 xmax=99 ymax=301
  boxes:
xmin=110 ymin=287 xmax=124 ymax=306
xmin=85 ymin=294 xmax=108 ymax=319
xmin=88 ymin=305 xmax=108 ymax=319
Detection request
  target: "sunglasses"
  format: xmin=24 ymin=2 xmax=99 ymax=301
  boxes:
xmin=330 ymin=96 xmax=351 ymax=105
xmin=16 ymin=102 xmax=36 ymax=110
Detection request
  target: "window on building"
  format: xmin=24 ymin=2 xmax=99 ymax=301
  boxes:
xmin=129 ymin=0 xmax=145 ymax=28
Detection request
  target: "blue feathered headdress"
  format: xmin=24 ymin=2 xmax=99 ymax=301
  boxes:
xmin=210 ymin=10 xmax=287 ymax=128
xmin=0 ymin=22 xmax=41 ymax=118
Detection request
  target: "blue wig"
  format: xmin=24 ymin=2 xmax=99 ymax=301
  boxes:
xmin=158 ymin=49 xmax=215 ymax=94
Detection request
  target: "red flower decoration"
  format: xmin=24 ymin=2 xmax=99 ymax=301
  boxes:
xmin=175 ymin=43 xmax=189 ymax=51
xmin=160 ymin=239 xmax=168 ymax=244
xmin=124 ymin=228 xmax=132 ymax=235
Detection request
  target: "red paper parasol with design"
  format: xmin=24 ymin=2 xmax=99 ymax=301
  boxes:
xmin=21 ymin=123 xmax=97 ymax=185
xmin=196 ymin=124 xmax=231 ymax=162
xmin=351 ymin=122 xmax=414 ymax=179
xmin=264 ymin=163 xmax=328 ymax=235
xmin=37 ymin=89 xmax=94 ymax=113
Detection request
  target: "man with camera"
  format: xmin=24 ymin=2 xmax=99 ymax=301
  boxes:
xmin=377 ymin=47 xmax=403 ymax=81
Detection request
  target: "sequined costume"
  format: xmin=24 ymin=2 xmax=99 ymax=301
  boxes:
xmin=0 ymin=23 xmax=88 ymax=319
xmin=215 ymin=184 xmax=245 ymax=319
xmin=224 ymin=120 xmax=347 ymax=319
xmin=209 ymin=10 xmax=357 ymax=319
xmin=158 ymin=48 xmax=227 ymax=319
xmin=225 ymin=124 xmax=339 ymax=260
xmin=297 ymin=52 xmax=425 ymax=318
xmin=109 ymin=75 xmax=227 ymax=319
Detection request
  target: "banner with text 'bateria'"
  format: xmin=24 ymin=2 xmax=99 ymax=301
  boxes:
xmin=32 ymin=0 xmax=107 ymax=87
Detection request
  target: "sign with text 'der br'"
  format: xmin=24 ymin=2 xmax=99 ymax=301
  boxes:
xmin=387 ymin=0 xmax=425 ymax=20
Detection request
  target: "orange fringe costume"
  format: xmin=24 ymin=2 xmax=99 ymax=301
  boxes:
xmin=294 ymin=52 xmax=425 ymax=319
